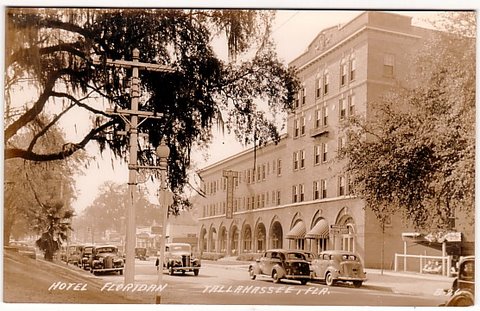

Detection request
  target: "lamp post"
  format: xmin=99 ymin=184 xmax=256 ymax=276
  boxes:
xmin=155 ymin=140 xmax=170 ymax=304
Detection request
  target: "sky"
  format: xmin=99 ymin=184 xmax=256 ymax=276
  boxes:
xmin=2 ymin=7 xmax=445 ymax=213
xmin=66 ymin=9 xmax=445 ymax=213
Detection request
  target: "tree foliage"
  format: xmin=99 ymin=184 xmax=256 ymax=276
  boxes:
xmin=5 ymin=8 xmax=299 ymax=206
xmin=75 ymin=181 xmax=161 ymax=237
xmin=342 ymin=12 xmax=475 ymax=230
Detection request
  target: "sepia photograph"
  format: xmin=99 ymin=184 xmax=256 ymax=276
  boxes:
xmin=2 ymin=2 xmax=476 ymax=309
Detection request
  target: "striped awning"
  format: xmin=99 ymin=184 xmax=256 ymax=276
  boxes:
xmin=286 ymin=221 xmax=306 ymax=239
xmin=306 ymin=219 xmax=329 ymax=239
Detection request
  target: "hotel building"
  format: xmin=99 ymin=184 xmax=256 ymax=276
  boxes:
xmin=196 ymin=11 xmax=473 ymax=268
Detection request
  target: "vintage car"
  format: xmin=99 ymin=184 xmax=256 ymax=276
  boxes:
xmin=310 ymin=250 xmax=367 ymax=288
xmin=444 ymin=256 xmax=474 ymax=306
xmin=8 ymin=241 xmax=36 ymax=260
xmin=135 ymin=247 xmax=148 ymax=260
xmin=90 ymin=245 xmax=124 ymax=275
xmin=248 ymin=249 xmax=311 ymax=285
xmin=164 ymin=243 xmax=201 ymax=276
xmin=81 ymin=244 xmax=94 ymax=270
xmin=66 ymin=244 xmax=84 ymax=266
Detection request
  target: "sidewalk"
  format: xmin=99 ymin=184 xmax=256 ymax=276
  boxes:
xmin=202 ymin=259 xmax=454 ymax=297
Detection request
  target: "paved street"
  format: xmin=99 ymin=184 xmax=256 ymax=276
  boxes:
xmin=4 ymin=251 xmax=453 ymax=306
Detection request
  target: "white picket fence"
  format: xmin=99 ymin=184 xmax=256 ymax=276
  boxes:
xmin=394 ymin=253 xmax=452 ymax=277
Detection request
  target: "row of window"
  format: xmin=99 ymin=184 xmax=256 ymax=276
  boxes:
xmin=202 ymin=189 xmax=282 ymax=217
xmin=292 ymin=176 xmax=350 ymax=203
xmin=293 ymin=137 xmax=347 ymax=169
xmin=293 ymin=53 xmax=395 ymax=111
xmin=202 ymin=175 xmax=352 ymax=217
xmin=293 ymin=94 xmax=356 ymax=138
xmin=204 ymin=159 xmax=284 ymax=196
xmin=294 ymin=58 xmax=356 ymax=109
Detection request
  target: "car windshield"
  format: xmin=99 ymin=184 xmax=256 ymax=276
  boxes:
xmin=84 ymin=248 xmax=93 ymax=254
xmin=97 ymin=247 xmax=116 ymax=253
xmin=303 ymin=253 xmax=316 ymax=260
xmin=341 ymin=254 xmax=357 ymax=261
xmin=286 ymin=252 xmax=306 ymax=260
xmin=169 ymin=245 xmax=190 ymax=252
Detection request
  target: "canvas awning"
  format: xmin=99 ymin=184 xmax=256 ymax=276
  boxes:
xmin=305 ymin=219 xmax=329 ymax=239
xmin=286 ymin=221 xmax=306 ymax=239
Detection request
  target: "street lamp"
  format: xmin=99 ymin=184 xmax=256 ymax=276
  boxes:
xmin=155 ymin=140 xmax=170 ymax=304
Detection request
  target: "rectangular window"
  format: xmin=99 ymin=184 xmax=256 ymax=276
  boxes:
xmin=300 ymin=149 xmax=305 ymax=169
xmin=292 ymin=185 xmax=298 ymax=203
xmin=340 ymin=62 xmax=347 ymax=86
xmin=266 ymin=191 xmax=269 ymax=205
xmin=323 ymin=73 xmax=329 ymax=95
xmin=339 ymin=98 xmax=346 ymax=120
xmin=384 ymin=54 xmax=395 ymax=77
xmin=348 ymin=94 xmax=355 ymax=116
xmin=294 ymin=92 xmax=300 ymax=108
xmin=314 ymin=145 xmax=321 ymax=165
xmin=313 ymin=181 xmax=320 ymax=200
xmin=257 ymin=195 xmax=261 ymax=209
xmin=301 ymin=87 xmax=306 ymax=105
xmin=322 ymin=143 xmax=328 ymax=162
xmin=247 ymin=170 xmax=251 ymax=184
xmin=277 ymin=190 xmax=281 ymax=205
xmin=322 ymin=104 xmax=328 ymax=126
xmin=316 ymin=78 xmax=322 ymax=98
xmin=315 ymin=109 xmax=321 ymax=128
xmin=299 ymin=184 xmax=305 ymax=202
xmin=349 ymin=58 xmax=356 ymax=81
xmin=339 ymin=176 xmax=346 ymax=196
xmin=277 ymin=159 xmax=282 ymax=175
xmin=300 ymin=116 xmax=306 ymax=135
xmin=293 ymin=118 xmax=298 ymax=137
xmin=321 ymin=179 xmax=327 ymax=199
xmin=262 ymin=164 xmax=266 ymax=180
xmin=251 ymin=196 xmax=255 ymax=209
xmin=293 ymin=151 xmax=299 ymax=170
xmin=257 ymin=166 xmax=261 ymax=181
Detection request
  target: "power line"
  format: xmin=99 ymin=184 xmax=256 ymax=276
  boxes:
xmin=272 ymin=12 xmax=300 ymax=34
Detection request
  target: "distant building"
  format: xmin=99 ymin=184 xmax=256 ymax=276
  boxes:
xmin=196 ymin=11 xmax=473 ymax=270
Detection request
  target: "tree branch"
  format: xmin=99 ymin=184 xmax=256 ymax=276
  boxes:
xmin=8 ymin=42 xmax=86 ymax=68
xmin=5 ymin=120 xmax=116 ymax=161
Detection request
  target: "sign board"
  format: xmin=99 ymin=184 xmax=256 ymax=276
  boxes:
xmin=222 ymin=170 xmax=238 ymax=219
xmin=329 ymin=224 xmax=349 ymax=235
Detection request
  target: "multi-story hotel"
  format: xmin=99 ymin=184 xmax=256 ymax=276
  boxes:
xmin=196 ymin=11 xmax=473 ymax=268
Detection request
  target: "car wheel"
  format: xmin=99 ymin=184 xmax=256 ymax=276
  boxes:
xmin=169 ymin=267 xmax=174 ymax=275
xmin=272 ymin=270 xmax=281 ymax=284
xmin=249 ymin=267 xmax=256 ymax=280
xmin=300 ymin=279 xmax=308 ymax=285
xmin=325 ymin=272 xmax=334 ymax=286
xmin=446 ymin=293 xmax=474 ymax=306
xmin=119 ymin=269 xmax=123 ymax=275
xmin=194 ymin=269 xmax=199 ymax=276
xmin=353 ymin=281 xmax=362 ymax=288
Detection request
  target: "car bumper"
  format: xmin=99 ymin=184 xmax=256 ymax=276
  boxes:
xmin=337 ymin=276 xmax=367 ymax=281
xmin=286 ymin=274 xmax=310 ymax=279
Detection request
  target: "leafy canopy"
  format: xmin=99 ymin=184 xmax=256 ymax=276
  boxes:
xmin=5 ymin=8 xmax=299 ymax=201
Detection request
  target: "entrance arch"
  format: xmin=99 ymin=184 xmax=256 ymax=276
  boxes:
xmin=208 ymin=227 xmax=217 ymax=252
xmin=218 ymin=226 xmax=227 ymax=253
xmin=199 ymin=227 xmax=207 ymax=252
xmin=255 ymin=222 xmax=266 ymax=252
xmin=270 ymin=221 xmax=283 ymax=249
xmin=230 ymin=225 xmax=239 ymax=255
xmin=242 ymin=225 xmax=252 ymax=253
xmin=336 ymin=211 xmax=356 ymax=252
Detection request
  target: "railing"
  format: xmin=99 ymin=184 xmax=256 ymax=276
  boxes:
xmin=394 ymin=253 xmax=452 ymax=277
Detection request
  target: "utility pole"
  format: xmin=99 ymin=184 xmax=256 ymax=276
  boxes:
xmin=93 ymin=48 xmax=174 ymax=285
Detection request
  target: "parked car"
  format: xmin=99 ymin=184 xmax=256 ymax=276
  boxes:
xmin=9 ymin=242 xmax=36 ymax=260
xmin=90 ymin=245 xmax=124 ymax=275
xmin=135 ymin=247 xmax=148 ymax=260
xmin=444 ymin=256 xmax=474 ymax=306
xmin=164 ymin=243 xmax=201 ymax=276
xmin=310 ymin=250 xmax=367 ymax=288
xmin=248 ymin=249 xmax=311 ymax=285
xmin=81 ymin=244 xmax=94 ymax=270
xmin=66 ymin=244 xmax=84 ymax=266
